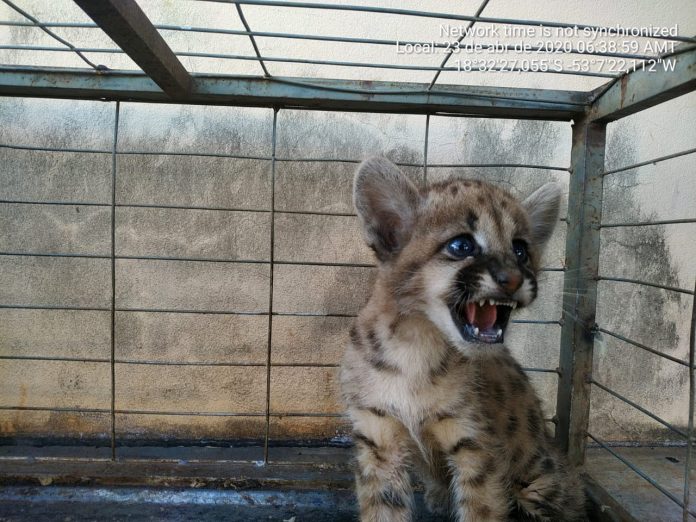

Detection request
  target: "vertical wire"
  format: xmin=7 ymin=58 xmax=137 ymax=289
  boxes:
xmin=684 ymin=279 xmax=696 ymax=521
xmin=427 ymin=0 xmax=491 ymax=90
xmin=423 ymin=114 xmax=430 ymax=185
xmin=110 ymin=101 xmax=120 ymax=461
xmin=0 ymin=0 xmax=101 ymax=70
xmin=263 ymin=107 xmax=279 ymax=464
xmin=235 ymin=3 xmax=271 ymax=77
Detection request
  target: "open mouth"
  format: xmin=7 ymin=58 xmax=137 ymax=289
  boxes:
xmin=452 ymin=298 xmax=517 ymax=344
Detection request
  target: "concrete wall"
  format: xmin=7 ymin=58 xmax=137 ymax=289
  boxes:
xmin=1 ymin=1 xmax=695 ymax=447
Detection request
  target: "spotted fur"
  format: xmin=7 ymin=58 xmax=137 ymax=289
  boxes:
xmin=340 ymin=157 xmax=585 ymax=521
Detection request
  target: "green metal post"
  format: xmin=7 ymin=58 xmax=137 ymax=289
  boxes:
xmin=555 ymin=116 xmax=606 ymax=467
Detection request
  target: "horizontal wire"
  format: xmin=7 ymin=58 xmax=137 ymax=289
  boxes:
xmin=0 ymin=353 xmax=558 ymax=375
xmin=0 ymin=404 xmax=344 ymax=418
xmin=600 ymin=218 xmax=696 ymax=228
xmin=0 ymin=200 xmax=360 ymax=217
xmin=596 ymin=327 xmax=691 ymax=367
xmin=0 ymin=20 xmax=659 ymax=61
xmin=591 ymin=379 xmax=688 ymax=438
xmin=0 ymin=200 xmax=570 ymax=227
xmin=0 ymin=250 xmax=563 ymax=272
xmin=0 ymin=354 xmax=110 ymax=364
xmin=0 ymin=304 xmax=560 ymax=323
xmin=0 ymin=304 xmax=110 ymax=312
xmin=597 ymin=276 xmax=695 ymax=295
xmin=0 ymin=142 xmax=111 ymax=154
xmin=603 ymin=147 xmax=696 ymax=176
xmin=587 ymin=432 xmax=696 ymax=518
xmin=199 ymin=0 xmax=696 ymax=44
xmin=427 ymin=162 xmax=570 ymax=172
xmin=0 ymin=251 xmax=376 ymax=268
xmin=0 ymin=199 xmax=110 ymax=207
xmin=0 ymin=353 xmax=561 ymax=375
xmin=0 ymin=143 xmax=570 ymax=171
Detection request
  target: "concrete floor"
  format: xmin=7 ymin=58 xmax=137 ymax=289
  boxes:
xmin=0 ymin=486 xmax=446 ymax=522
xmin=1 ymin=445 xmax=693 ymax=521
xmin=585 ymin=446 xmax=695 ymax=522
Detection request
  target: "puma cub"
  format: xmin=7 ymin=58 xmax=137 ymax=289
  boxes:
xmin=340 ymin=157 xmax=585 ymax=521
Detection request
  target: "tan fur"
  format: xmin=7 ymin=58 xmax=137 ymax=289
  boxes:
xmin=340 ymin=158 xmax=585 ymax=521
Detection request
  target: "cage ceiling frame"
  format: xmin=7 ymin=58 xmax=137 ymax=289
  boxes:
xmin=1 ymin=0 xmax=696 ymax=520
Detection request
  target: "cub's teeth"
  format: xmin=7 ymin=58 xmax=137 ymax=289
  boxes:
xmin=479 ymin=300 xmax=485 ymax=307
xmin=511 ymin=302 xmax=517 ymax=309
xmin=473 ymin=327 xmax=480 ymax=336
xmin=488 ymin=299 xmax=495 ymax=306
xmin=497 ymin=328 xmax=503 ymax=337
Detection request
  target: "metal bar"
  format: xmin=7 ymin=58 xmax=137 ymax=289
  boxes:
xmin=264 ymin=108 xmax=279 ymax=464
xmin=0 ymin=354 xmax=555 ymax=373
xmin=0 ymin=142 xmax=110 ymax=154
xmin=73 ymin=0 xmax=192 ymax=98
xmin=423 ymin=114 xmax=430 ymax=184
xmin=0 ymin=140 xmax=569 ymax=171
xmin=590 ymin=46 xmax=696 ymax=122
xmin=0 ymin=21 xmax=661 ymax=61
xmin=428 ymin=0 xmax=490 ymax=90
xmin=597 ymin=276 xmax=695 ymax=295
xmin=234 ymin=3 xmax=271 ymax=77
xmin=7 ymin=140 xmax=565 ymax=168
xmin=0 ymin=253 xmax=561 ymax=273
xmin=591 ymin=379 xmax=688 ymax=438
xmin=201 ymin=1 xmax=696 ymax=44
xmin=0 ymin=253 xmax=374 ymax=267
xmin=555 ymin=117 xmax=606 ymax=466
xmin=587 ymin=432 xmax=696 ymax=518
xmin=685 ymin=282 xmax=696 ymax=521
xmin=427 ymin=162 xmax=570 ymax=172
xmin=0 ymin=44 xmax=622 ymax=78
xmin=0 ymin=304 xmax=558 ymax=324
xmin=582 ymin=472 xmax=643 ymax=522
xmin=0 ymin=405 xmax=349 ymax=418
xmin=0 ymin=355 xmax=111 ymax=364
xmin=0 ymin=252 xmax=110 ymax=259
xmin=0 ymin=199 xmax=110 ymax=207
xmin=0 ymin=67 xmax=588 ymax=120
xmin=601 ymin=218 xmax=696 ymax=228
xmin=114 ymin=409 xmax=265 ymax=417
xmin=597 ymin=327 xmax=691 ymax=367
xmin=0 ymin=406 xmax=110 ymax=414
xmin=0 ymin=0 xmax=100 ymax=69
xmin=110 ymin=101 xmax=120 ymax=461
xmin=603 ymin=147 xmax=696 ymax=176
xmin=0 ymin=304 xmax=110 ymax=312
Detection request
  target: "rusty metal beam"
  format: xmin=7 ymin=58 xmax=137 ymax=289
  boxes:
xmin=0 ymin=66 xmax=589 ymax=119
xmin=555 ymin=116 xmax=606 ymax=466
xmin=73 ymin=0 xmax=192 ymax=98
xmin=589 ymin=46 xmax=696 ymax=122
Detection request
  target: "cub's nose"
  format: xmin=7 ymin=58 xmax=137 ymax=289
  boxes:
xmin=490 ymin=268 xmax=522 ymax=294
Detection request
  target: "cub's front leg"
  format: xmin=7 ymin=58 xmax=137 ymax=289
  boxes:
xmin=349 ymin=407 xmax=414 ymax=522
xmin=429 ymin=417 xmax=510 ymax=522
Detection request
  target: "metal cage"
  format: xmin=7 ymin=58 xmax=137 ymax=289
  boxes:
xmin=0 ymin=1 xmax=695 ymax=520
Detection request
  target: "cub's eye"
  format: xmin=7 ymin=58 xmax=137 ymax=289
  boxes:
xmin=513 ymin=239 xmax=529 ymax=263
xmin=445 ymin=234 xmax=478 ymax=259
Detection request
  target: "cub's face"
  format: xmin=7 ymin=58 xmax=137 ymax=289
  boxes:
xmin=354 ymin=157 xmax=561 ymax=353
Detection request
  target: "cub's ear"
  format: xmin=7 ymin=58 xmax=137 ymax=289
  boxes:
xmin=353 ymin=157 xmax=421 ymax=262
xmin=522 ymin=182 xmax=563 ymax=247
